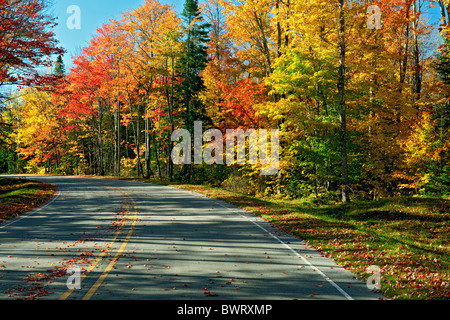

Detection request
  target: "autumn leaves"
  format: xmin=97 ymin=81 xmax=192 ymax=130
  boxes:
xmin=0 ymin=0 xmax=63 ymax=89
xmin=170 ymin=121 xmax=280 ymax=175
xmin=1 ymin=0 xmax=449 ymax=200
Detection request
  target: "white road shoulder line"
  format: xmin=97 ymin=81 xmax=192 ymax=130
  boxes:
xmin=216 ymin=201 xmax=354 ymax=300
xmin=0 ymin=191 xmax=61 ymax=229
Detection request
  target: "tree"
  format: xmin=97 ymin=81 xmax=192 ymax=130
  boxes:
xmin=436 ymin=38 xmax=450 ymax=85
xmin=200 ymin=0 xmax=238 ymax=126
xmin=58 ymin=30 xmax=117 ymax=176
xmin=219 ymin=0 xmax=276 ymax=79
xmin=178 ymin=0 xmax=211 ymax=180
xmin=123 ymin=0 xmax=183 ymax=180
xmin=337 ymin=0 xmax=350 ymax=203
xmin=0 ymin=0 xmax=64 ymax=94
xmin=217 ymin=78 xmax=267 ymax=130
xmin=435 ymin=37 xmax=450 ymax=127
xmin=54 ymin=55 xmax=66 ymax=77
xmin=180 ymin=0 xmax=210 ymax=131
xmin=265 ymin=0 xmax=354 ymax=201
xmin=2 ymin=0 xmax=446 ymax=199
xmin=398 ymin=108 xmax=450 ymax=195
xmin=263 ymin=0 xmax=428 ymax=200
xmin=437 ymin=0 xmax=450 ymax=29
xmin=0 ymin=93 xmax=20 ymax=172
xmin=15 ymin=87 xmax=66 ymax=173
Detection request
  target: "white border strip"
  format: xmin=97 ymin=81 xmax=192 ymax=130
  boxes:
xmin=0 ymin=191 xmax=60 ymax=229
xmin=216 ymin=202 xmax=354 ymax=300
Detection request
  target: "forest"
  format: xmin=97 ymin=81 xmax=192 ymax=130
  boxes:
xmin=1 ymin=0 xmax=450 ymax=203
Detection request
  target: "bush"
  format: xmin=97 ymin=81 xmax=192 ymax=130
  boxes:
xmin=221 ymin=174 xmax=254 ymax=194
xmin=120 ymin=158 xmax=137 ymax=178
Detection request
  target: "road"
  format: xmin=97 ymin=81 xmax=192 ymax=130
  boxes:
xmin=0 ymin=175 xmax=384 ymax=300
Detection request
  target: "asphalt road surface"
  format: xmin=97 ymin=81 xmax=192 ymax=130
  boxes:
xmin=0 ymin=175 xmax=384 ymax=300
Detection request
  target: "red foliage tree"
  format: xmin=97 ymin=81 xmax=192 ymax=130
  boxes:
xmin=0 ymin=0 xmax=64 ymax=91
xmin=217 ymin=78 xmax=267 ymax=129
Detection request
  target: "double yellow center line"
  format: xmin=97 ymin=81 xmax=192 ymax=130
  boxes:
xmin=59 ymin=186 xmax=138 ymax=300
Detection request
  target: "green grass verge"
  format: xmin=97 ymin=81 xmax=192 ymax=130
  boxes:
xmin=0 ymin=178 xmax=56 ymax=224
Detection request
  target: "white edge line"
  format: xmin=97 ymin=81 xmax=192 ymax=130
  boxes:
xmin=0 ymin=190 xmax=60 ymax=229
xmin=216 ymin=201 xmax=354 ymax=300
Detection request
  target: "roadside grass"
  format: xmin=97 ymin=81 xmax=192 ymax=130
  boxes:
xmin=172 ymin=184 xmax=449 ymax=300
xmin=0 ymin=178 xmax=56 ymax=224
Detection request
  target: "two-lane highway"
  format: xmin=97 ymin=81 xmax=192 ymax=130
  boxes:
xmin=0 ymin=175 xmax=384 ymax=300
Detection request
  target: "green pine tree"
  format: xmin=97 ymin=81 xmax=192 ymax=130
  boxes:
xmin=179 ymin=0 xmax=211 ymax=132
xmin=54 ymin=55 xmax=66 ymax=76
xmin=176 ymin=0 xmax=212 ymax=181
xmin=436 ymin=38 xmax=450 ymax=85
xmin=435 ymin=38 xmax=450 ymax=127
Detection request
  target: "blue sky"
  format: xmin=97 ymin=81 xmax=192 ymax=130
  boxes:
xmin=51 ymin=0 xmax=185 ymax=69
xmin=50 ymin=1 xmax=443 ymax=70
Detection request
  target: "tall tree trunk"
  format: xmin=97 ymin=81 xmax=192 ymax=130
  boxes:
xmin=136 ymin=104 xmax=142 ymax=178
xmin=399 ymin=1 xmax=412 ymax=93
xmin=154 ymin=133 xmax=162 ymax=179
xmin=168 ymin=55 xmax=175 ymax=182
xmin=276 ymin=0 xmax=282 ymax=59
xmin=114 ymin=62 xmax=121 ymax=177
xmin=144 ymin=112 xmax=152 ymax=179
xmin=183 ymin=26 xmax=192 ymax=182
xmin=411 ymin=0 xmax=422 ymax=104
xmin=97 ymin=98 xmax=104 ymax=176
xmin=144 ymin=72 xmax=154 ymax=180
xmin=438 ymin=0 xmax=449 ymax=27
xmin=127 ymin=96 xmax=142 ymax=178
xmin=114 ymin=100 xmax=120 ymax=176
xmin=253 ymin=11 xmax=273 ymax=76
xmin=338 ymin=0 xmax=350 ymax=203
